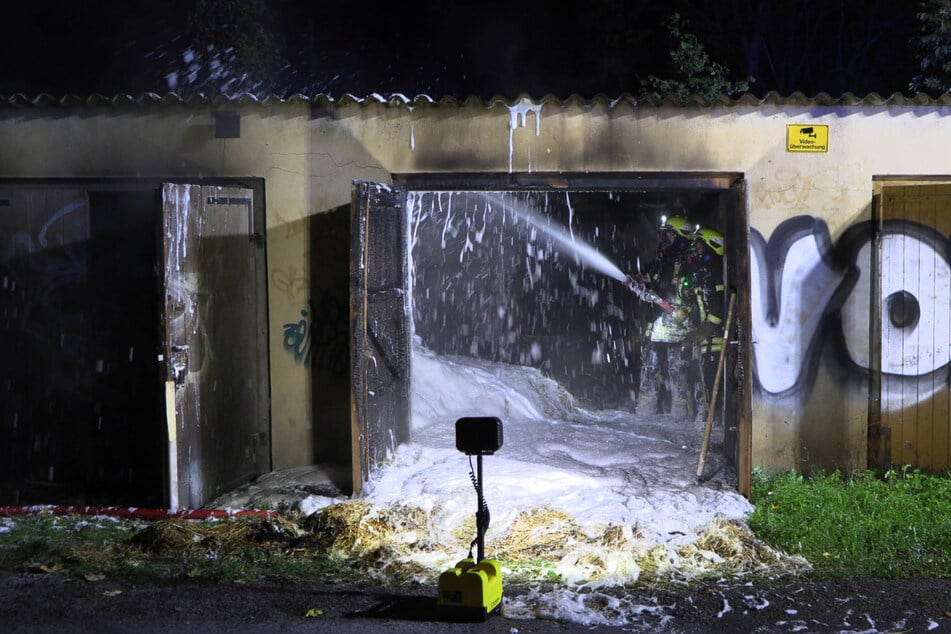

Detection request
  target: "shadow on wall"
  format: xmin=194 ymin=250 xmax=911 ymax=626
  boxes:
xmin=308 ymin=205 xmax=352 ymax=490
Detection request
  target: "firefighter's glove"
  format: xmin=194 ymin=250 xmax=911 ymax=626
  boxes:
xmin=685 ymin=322 xmax=716 ymax=344
xmin=624 ymin=274 xmax=647 ymax=291
xmin=683 ymin=329 xmax=705 ymax=345
xmin=672 ymin=307 xmax=690 ymax=323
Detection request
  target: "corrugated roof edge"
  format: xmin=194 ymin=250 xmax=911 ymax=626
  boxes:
xmin=2 ymin=91 xmax=951 ymax=108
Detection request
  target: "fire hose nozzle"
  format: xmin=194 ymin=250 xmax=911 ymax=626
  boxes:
xmin=622 ymin=273 xmax=675 ymax=314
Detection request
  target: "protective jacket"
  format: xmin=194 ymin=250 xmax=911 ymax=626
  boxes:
xmin=646 ymin=257 xmax=697 ymax=343
xmin=691 ymin=264 xmax=725 ymax=355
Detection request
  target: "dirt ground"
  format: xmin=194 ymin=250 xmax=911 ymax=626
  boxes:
xmin=1 ymin=572 xmax=949 ymax=633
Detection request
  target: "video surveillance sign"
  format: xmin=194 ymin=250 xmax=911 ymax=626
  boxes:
xmin=787 ymin=124 xmax=829 ymax=153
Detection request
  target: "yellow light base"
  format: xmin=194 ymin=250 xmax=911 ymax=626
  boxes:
xmin=436 ymin=558 xmax=503 ymax=621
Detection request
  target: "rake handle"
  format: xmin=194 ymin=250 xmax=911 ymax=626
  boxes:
xmin=696 ymin=292 xmax=737 ymax=481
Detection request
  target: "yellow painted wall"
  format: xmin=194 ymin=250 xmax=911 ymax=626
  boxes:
xmin=2 ymin=97 xmax=949 ymax=475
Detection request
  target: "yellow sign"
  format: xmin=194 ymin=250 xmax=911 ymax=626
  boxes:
xmin=787 ymin=124 xmax=828 ymax=153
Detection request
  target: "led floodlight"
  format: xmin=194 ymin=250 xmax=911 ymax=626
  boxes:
xmin=455 ymin=416 xmax=503 ymax=455
xmin=437 ymin=416 xmax=505 ymax=621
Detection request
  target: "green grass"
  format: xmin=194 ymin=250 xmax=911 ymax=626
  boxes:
xmin=748 ymin=466 xmax=951 ymax=578
xmin=0 ymin=513 xmax=357 ymax=583
xmin=0 ymin=514 xmax=140 ymax=578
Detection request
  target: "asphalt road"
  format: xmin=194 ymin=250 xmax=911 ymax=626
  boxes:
xmin=2 ymin=572 xmax=950 ymax=632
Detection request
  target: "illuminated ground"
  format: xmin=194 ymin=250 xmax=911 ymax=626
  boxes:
xmin=209 ymin=347 xmax=813 ymax=625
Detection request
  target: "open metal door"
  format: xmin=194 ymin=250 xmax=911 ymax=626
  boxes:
xmin=350 ymin=181 xmax=411 ymax=494
xmin=723 ymin=179 xmax=753 ymax=497
xmin=161 ymin=183 xmax=270 ymax=509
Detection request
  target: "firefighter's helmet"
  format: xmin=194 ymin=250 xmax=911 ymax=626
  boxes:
xmin=660 ymin=215 xmax=697 ymax=240
xmin=694 ymin=227 xmax=725 ymax=256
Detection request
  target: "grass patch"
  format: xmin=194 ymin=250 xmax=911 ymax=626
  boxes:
xmin=0 ymin=513 xmax=359 ymax=583
xmin=748 ymin=466 xmax=951 ymax=578
xmin=0 ymin=514 xmax=141 ymax=578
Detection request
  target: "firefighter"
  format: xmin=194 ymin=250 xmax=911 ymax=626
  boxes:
xmin=684 ymin=227 xmax=726 ymax=419
xmin=641 ymin=215 xmax=702 ymax=416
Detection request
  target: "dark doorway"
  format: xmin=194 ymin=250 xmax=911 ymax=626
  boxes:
xmin=407 ymin=186 xmax=729 ymax=414
xmin=0 ymin=185 xmax=162 ymax=506
xmin=349 ymin=173 xmax=751 ymax=495
xmin=0 ymin=180 xmax=270 ymax=508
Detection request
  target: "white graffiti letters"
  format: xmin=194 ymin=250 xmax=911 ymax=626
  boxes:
xmin=750 ymin=219 xmax=847 ymax=394
xmin=751 ymin=218 xmax=950 ymax=395
xmin=843 ymin=232 xmax=950 ymax=376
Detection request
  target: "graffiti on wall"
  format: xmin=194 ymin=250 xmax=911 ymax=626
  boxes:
xmin=282 ymin=305 xmax=311 ymax=365
xmin=750 ymin=215 xmax=950 ymax=411
xmin=1 ymin=197 xmax=89 ymax=374
xmin=281 ymin=291 xmax=349 ymax=375
xmin=752 ymin=167 xmax=848 ymax=214
xmin=271 ymin=264 xmax=309 ymax=299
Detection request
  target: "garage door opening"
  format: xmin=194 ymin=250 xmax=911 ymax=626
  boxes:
xmin=0 ymin=180 xmax=270 ymax=509
xmin=350 ymin=173 xmax=751 ymax=495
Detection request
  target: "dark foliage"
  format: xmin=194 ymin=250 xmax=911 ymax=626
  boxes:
xmin=0 ymin=0 xmax=929 ymax=98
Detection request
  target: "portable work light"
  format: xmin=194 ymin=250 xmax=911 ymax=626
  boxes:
xmin=436 ymin=416 xmax=504 ymax=621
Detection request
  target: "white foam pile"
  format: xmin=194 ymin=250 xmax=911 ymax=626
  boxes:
xmin=214 ymin=345 xmax=808 ymax=626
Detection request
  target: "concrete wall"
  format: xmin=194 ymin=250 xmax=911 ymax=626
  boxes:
xmin=2 ymin=96 xmax=949 ymax=475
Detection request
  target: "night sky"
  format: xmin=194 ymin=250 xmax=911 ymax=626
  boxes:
xmin=0 ymin=1 xmax=926 ymax=99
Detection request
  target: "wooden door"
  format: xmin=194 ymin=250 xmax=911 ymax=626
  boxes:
xmin=723 ymin=179 xmax=753 ymax=496
xmin=349 ymin=181 xmax=411 ymax=493
xmin=875 ymin=184 xmax=951 ymax=470
xmin=161 ymin=184 xmax=270 ymax=509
